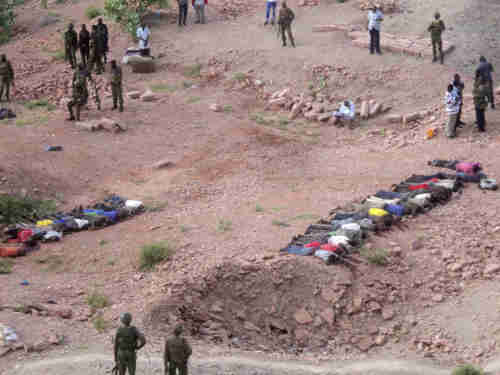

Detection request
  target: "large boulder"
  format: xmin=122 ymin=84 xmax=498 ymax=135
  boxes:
xmin=127 ymin=55 xmax=156 ymax=74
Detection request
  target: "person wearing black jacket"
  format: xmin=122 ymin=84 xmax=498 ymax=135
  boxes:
xmin=96 ymin=18 xmax=109 ymax=65
xmin=79 ymin=24 xmax=90 ymax=66
xmin=452 ymin=73 xmax=465 ymax=127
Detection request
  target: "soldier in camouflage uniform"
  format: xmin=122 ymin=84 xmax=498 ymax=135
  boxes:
xmin=89 ymin=25 xmax=104 ymax=74
xmin=473 ymin=74 xmax=490 ymax=132
xmin=164 ymin=325 xmax=192 ymax=375
xmin=278 ymin=1 xmax=295 ymax=48
xmin=64 ymin=23 xmax=78 ymax=69
xmin=67 ymin=63 xmax=89 ymax=121
xmin=427 ymin=12 xmax=445 ymax=64
xmin=114 ymin=313 xmax=146 ymax=375
xmin=97 ymin=18 xmax=109 ymax=65
xmin=79 ymin=24 xmax=90 ymax=66
xmin=109 ymin=60 xmax=123 ymax=112
xmin=0 ymin=54 xmax=14 ymax=102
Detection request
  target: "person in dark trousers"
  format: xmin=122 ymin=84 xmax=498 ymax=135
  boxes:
xmin=476 ymin=56 xmax=495 ymax=109
xmin=452 ymin=74 xmax=465 ymax=127
xmin=473 ymin=73 xmax=490 ymax=132
xmin=278 ymin=1 xmax=295 ymax=47
xmin=96 ymin=18 xmax=109 ymax=64
xmin=178 ymin=0 xmax=188 ymax=26
xmin=79 ymin=24 xmax=90 ymax=66
xmin=367 ymin=5 xmax=383 ymax=54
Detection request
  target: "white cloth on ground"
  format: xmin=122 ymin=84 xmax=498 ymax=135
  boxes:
xmin=333 ymin=101 xmax=355 ymax=120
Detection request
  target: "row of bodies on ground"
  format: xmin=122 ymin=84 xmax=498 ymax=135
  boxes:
xmin=281 ymin=160 xmax=497 ymax=264
xmin=0 ymin=196 xmax=144 ymax=257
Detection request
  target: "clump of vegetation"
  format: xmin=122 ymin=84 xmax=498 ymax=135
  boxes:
xmin=139 ymin=241 xmax=173 ymax=271
xmin=183 ymin=63 xmax=202 ymax=78
xmin=217 ymin=219 xmax=232 ymax=232
xmin=272 ymin=219 xmax=290 ymax=227
xmin=0 ymin=194 xmax=57 ymax=225
xmin=25 ymin=99 xmax=56 ymax=111
xmin=150 ymin=83 xmax=176 ymax=93
xmin=255 ymin=204 xmax=264 ymax=213
xmin=86 ymin=291 xmax=110 ymax=311
xmin=93 ymin=314 xmax=109 ymax=332
xmin=85 ymin=5 xmax=103 ymax=19
xmin=360 ymin=247 xmax=389 ymax=266
xmin=451 ymin=365 xmax=484 ymax=375
xmin=0 ymin=259 xmax=13 ymax=274
xmin=0 ymin=1 xmax=16 ymax=45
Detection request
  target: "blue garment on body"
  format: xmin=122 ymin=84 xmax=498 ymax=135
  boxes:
xmin=266 ymin=1 xmax=277 ymax=21
xmin=374 ymin=191 xmax=402 ymax=199
xmin=384 ymin=204 xmax=405 ymax=216
xmin=283 ymin=245 xmax=315 ymax=256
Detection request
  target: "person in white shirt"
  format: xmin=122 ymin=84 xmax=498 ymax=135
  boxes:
xmin=333 ymin=100 xmax=355 ymax=126
xmin=265 ymin=0 xmax=277 ymax=25
xmin=444 ymin=84 xmax=459 ymax=138
xmin=368 ymin=4 xmax=383 ymax=54
xmin=136 ymin=23 xmax=151 ymax=50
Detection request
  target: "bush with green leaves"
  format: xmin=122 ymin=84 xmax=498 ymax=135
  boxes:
xmin=0 ymin=194 xmax=57 ymax=225
xmin=85 ymin=6 xmax=103 ymax=19
xmin=0 ymin=0 xmax=16 ymax=44
xmin=139 ymin=241 xmax=173 ymax=271
xmin=105 ymin=0 xmax=168 ymax=37
xmin=451 ymin=365 xmax=483 ymax=375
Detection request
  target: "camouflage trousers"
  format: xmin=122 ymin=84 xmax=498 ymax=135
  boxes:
xmin=431 ymin=38 xmax=443 ymax=63
xmin=117 ymin=350 xmax=137 ymax=375
xmin=66 ymin=47 xmax=77 ymax=68
xmin=112 ymin=83 xmax=123 ymax=111
xmin=281 ymin=25 xmax=295 ymax=47
xmin=168 ymin=361 xmax=188 ymax=375
xmin=89 ymin=52 xmax=104 ymax=74
xmin=0 ymin=77 xmax=11 ymax=101
xmin=67 ymin=93 xmax=87 ymax=121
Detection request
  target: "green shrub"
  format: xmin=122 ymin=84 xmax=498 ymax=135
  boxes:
xmin=86 ymin=291 xmax=110 ymax=311
xmin=272 ymin=219 xmax=290 ymax=227
xmin=183 ymin=63 xmax=202 ymax=78
xmin=25 ymin=99 xmax=56 ymax=111
xmin=85 ymin=6 xmax=103 ymax=19
xmin=217 ymin=219 xmax=232 ymax=232
xmin=451 ymin=365 xmax=484 ymax=375
xmin=0 ymin=259 xmax=13 ymax=274
xmin=139 ymin=241 xmax=173 ymax=271
xmin=93 ymin=314 xmax=109 ymax=332
xmin=0 ymin=194 xmax=57 ymax=225
xmin=360 ymin=247 xmax=388 ymax=266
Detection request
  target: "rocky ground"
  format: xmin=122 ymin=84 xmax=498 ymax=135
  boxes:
xmin=1 ymin=0 xmax=500 ymax=373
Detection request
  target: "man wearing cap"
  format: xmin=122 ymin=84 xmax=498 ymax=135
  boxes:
xmin=64 ymin=23 xmax=78 ymax=69
xmin=367 ymin=4 xmax=383 ymax=55
xmin=164 ymin=325 xmax=192 ymax=375
xmin=114 ymin=312 xmax=146 ymax=375
xmin=427 ymin=11 xmax=445 ymax=64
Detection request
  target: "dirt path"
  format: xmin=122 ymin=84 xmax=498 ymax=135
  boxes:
xmin=5 ymin=351 xmax=455 ymax=375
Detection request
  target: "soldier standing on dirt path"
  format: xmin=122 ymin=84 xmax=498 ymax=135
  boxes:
xmin=367 ymin=4 xmax=383 ymax=55
xmin=64 ymin=23 xmax=78 ymax=69
xmin=428 ymin=11 xmax=445 ymax=64
xmin=278 ymin=1 xmax=295 ymax=48
xmin=164 ymin=324 xmax=192 ymax=375
xmin=0 ymin=54 xmax=14 ymax=102
xmin=473 ymin=74 xmax=490 ymax=133
xmin=67 ymin=63 xmax=89 ymax=121
xmin=109 ymin=60 xmax=123 ymax=112
xmin=476 ymin=56 xmax=495 ymax=109
xmin=97 ymin=18 xmax=109 ymax=65
xmin=79 ymin=24 xmax=90 ymax=66
xmin=114 ymin=312 xmax=146 ymax=375
xmin=90 ymin=24 xmax=104 ymax=74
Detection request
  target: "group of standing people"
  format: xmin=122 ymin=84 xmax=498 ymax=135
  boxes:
xmin=445 ymin=56 xmax=495 ymax=138
xmin=176 ymin=0 xmax=208 ymax=26
xmin=65 ymin=18 xmax=109 ymax=74
xmin=64 ymin=18 xmax=124 ymax=121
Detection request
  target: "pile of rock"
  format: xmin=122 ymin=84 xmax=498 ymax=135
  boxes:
xmin=357 ymin=0 xmax=399 ymax=13
xmin=298 ymin=0 xmax=320 ymax=7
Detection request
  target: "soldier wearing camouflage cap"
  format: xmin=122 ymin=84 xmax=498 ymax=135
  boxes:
xmin=114 ymin=312 xmax=146 ymax=375
xmin=64 ymin=23 xmax=78 ymax=69
xmin=164 ymin=324 xmax=192 ymax=375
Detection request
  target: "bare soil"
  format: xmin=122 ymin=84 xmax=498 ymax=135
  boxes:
xmin=1 ymin=0 xmax=500 ymax=373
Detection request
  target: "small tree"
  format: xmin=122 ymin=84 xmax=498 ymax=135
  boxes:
xmin=105 ymin=0 xmax=168 ymax=37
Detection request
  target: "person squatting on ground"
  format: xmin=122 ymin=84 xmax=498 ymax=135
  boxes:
xmin=109 ymin=60 xmax=123 ymax=112
xmin=444 ymin=84 xmax=459 ymax=138
xmin=193 ymin=0 xmax=207 ymax=24
xmin=264 ymin=0 xmax=277 ymax=25
xmin=90 ymin=24 xmax=104 ymax=74
xmin=473 ymin=74 xmax=490 ymax=133
xmin=164 ymin=325 xmax=192 ymax=375
xmin=368 ymin=4 xmax=383 ymax=55
xmin=64 ymin=23 xmax=78 ymax=69
xmin=476 ymin=56 xmax=495 ymax=109
xmin=177 ymin=0 xmax=189 ymax=26
xmin=67 ymin=63 xmax=89 ymax=121
xmin=114 ymin=313 xmax=146 ymax=375
xmin=79 ymin=24 xmax=90 ymax=66
xmin=452 ymin=73 xmax=465 ymax=127
xmin=97 ymin=18 xmax=109 ymax=65
xmin=278 ymin=1 xmax=295 ymax=47
xmin=332 ymin=100 xmax=355 ymax=126
xmin=428 ymin=11 xmax=445 ymax=64
xmin=136 ymin=23 xmax=151 ymax=49
xmin=0 ymin=54 xmax=14 ymax=102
